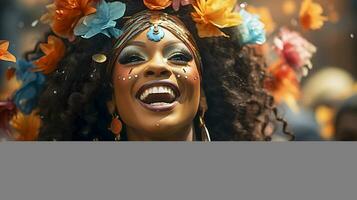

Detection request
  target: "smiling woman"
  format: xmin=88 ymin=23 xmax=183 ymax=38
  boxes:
xmin=111 ymin=12 xmax=201 ymax=141
xmin=21 ymin=0 xmax=291 ymax=141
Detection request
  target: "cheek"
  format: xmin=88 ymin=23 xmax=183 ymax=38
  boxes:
xmin=113 ymin=64 xmax=133 ymax=82
xmin=182 ymin=65 xmax=200 ymax=90
xmin=112 ymin=64 xmax=135 ymax=102
xmin=174 ymin=64 xmax=201 ymax=106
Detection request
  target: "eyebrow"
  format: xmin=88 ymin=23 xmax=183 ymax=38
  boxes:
xmin=126 ymin=41 xmax=146 ymax=47
xmin=163 ymin=41 xmax=192 ymax=55
xmin=163 ymin=41 xmax=184 ymax=49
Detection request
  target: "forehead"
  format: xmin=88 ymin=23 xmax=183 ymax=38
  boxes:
xmin=126 ymin=27 xmax=184 ymax=48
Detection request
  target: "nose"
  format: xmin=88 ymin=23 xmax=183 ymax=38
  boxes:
xmin=144 ymin=56 xmax=172 ymax=78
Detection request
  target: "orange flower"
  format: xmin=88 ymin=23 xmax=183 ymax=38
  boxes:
xmin=191 ymin=0 xmax=242 ymax=38
xmin=299 ymin=0 xmax=327 ymax=30
xmin=265 ymin=60 xmax=300 ymax=111
xmin=247 ymin=6 xmax=276 ymax=34
xmin=10 ymin=110 xmax=41 ymax=141
xmin=33 ymin=35 xmax=66 ymax=74
xmin=0 ymin=40 xmax=16 ymax=63
xmin=0 ymin=76 xmax=21 ymax=100
xmin=144 ymin=0 xmax=172 ymax=10
xmin=41 ymin=0 xmax=97 ymax=39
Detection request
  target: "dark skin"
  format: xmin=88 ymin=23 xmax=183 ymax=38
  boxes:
xmin=111 ymin=27 xmax=201 ymax=141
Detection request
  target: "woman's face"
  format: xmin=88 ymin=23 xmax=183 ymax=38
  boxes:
xmin=112 ymin=27 xmax=201 ymax=140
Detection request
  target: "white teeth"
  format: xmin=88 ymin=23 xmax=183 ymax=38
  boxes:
xmin=139 ymin=86 xmax=176 ymax=101
xmin=158 ymin=86 xmax=165 ymax=93
xmin=150 ymin=102 xmax=170 ymax=106
xmin=153 ymin=87 xmax=158 ymax=93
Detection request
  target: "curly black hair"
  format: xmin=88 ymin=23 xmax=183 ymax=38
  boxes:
xmin=30 ymin=0 xmax=292 ymax=141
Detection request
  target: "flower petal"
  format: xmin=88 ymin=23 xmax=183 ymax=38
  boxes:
xmin=144 ymin=0 xmax=172 ymax=10
xmin=191 ymin=0 xmax=241 ymax=38
xmin=109 ymin=1 xmax=126 ymax=19
xmin=0 ymin=52 xmax=16 ymax=63
xmin=0 ymin=40 xmax=9 ymax=50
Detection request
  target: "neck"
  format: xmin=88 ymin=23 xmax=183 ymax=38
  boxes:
xmin=126 ymin=123 xmax=195 ymax=141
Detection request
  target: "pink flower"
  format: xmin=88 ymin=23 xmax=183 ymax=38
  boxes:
xmin=274 ymin=28 xmax=316 ymax=75
xmin=172 ymin=0 xmax=192 ymax=11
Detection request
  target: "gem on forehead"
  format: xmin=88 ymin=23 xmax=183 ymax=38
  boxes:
xmin=147 ymin=24 xmax=165 ymax=42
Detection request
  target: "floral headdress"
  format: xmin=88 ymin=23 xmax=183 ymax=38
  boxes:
xmin=39 ymin=0 xmax=266 ymax=42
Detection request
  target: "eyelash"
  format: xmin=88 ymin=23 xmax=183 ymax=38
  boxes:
xmin=168 ymin=53 xmax=192 ymax=65
xmin=119 ymin=51 xmax=193 ymax=66
xmin=119 ymin=54 xmax=146 ymax=65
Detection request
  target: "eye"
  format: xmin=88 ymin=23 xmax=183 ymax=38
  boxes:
xmin=119 ymin=54 xmax=146 ymax=65
xmin=168 ymin=53 xmax=192 ymax=65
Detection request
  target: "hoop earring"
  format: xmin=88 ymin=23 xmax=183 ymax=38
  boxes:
xmin=199 ymin=88 xmax=211 ymax=142
xmin=109 ymin=113 xmax=122 ymax=141
xmin=199 ymin=116 xmax=211 ymax=142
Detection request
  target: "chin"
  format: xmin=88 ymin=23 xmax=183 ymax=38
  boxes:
xmin=137 ymin=114 xmax=194 ymax=139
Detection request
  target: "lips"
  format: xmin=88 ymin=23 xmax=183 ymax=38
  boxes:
xmin=136 ymin=81 xmax=181 ymax=112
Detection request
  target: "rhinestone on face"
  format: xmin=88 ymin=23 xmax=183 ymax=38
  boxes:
xmin=177 ymin=74 xmax=181 ymax=78
xmin=134 ymin=75 xmax=138 ymax=78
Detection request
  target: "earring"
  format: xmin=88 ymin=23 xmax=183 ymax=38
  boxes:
xmin=109 ymin=113 xmax=122 ymax=140
xmin=198 ymin=88 xmax=211 ymax=142
xmin=199 ymin=116 xmax=211 ymax=142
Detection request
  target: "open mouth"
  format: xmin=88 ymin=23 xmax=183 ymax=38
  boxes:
xmin=136 ymin=81 xmax=181 ymax=112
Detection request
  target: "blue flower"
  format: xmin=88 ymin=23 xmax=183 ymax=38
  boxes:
xmin=74 ymin=0 xmax=126 ymax=39
xmin=238 ymin=9 xmax=266 ymax=45
xmin=15 ymin=59 xmax=34 ymax=81
xmin=13 ymin=60 xmax=46 ymax=114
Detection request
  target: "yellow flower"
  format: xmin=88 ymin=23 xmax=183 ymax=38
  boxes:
xmin=10 ymin=110 xmax=41 ymax=141
xmin=299 ymin=0 xmax=327 ymax=30
xmin=247 ymin=6 xmax=276 ymax=34
xmin=191 ymin=0 xmax=242 ymax=38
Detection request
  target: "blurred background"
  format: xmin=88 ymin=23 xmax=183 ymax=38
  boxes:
xmin=0 ymin=0 xmax=356 ymax=141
